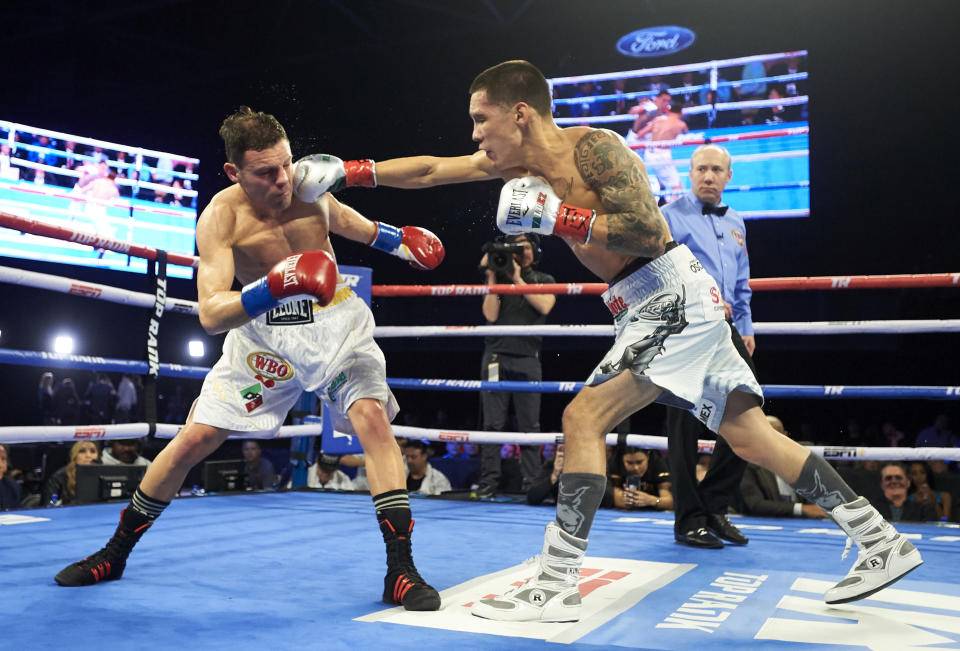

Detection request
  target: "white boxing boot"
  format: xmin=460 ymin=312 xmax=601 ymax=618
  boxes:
xmin=825 ymin=496 xmax=923 ymax=604
xmin=471 ymin=522 xmax=586 ymax=622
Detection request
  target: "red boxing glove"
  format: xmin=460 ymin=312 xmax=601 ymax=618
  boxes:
xmin=370 ymin=222 xmax=445 ymax=271
xmin=241 ymin=250 xmax=337 ymax=317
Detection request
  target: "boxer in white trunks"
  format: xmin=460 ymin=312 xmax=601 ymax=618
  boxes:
xmin=294 ymin=60 xmax=922 ymax=621
xmin=55 ymin=107 xmax=444 ymax=611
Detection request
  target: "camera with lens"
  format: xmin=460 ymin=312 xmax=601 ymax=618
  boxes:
xmin=480 ymin=241 xmax=525 ymax=276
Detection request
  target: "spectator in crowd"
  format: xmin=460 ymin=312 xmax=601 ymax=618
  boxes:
xmin=873 ymin=462 xmax=937 ymax=522
xmin=740 ymin=416 xmax=828 ymax=519
xmin=677 ymin=71 xmax=700 ymax=108
xmin=0 ymin=444 xmax=22 ymax=510
xmin=882 ymin=421 xmax=905 ymax=447
xmin=28 ymin=135 xmax=60 ymax=168
xmin=61 ymin=141 xmax=80 ymax=174
xmin=53 ymin=377 xmax=81 ymax=425
xmin=695 ymin=453 xmax=712 ymax=483
xmin=42 ymin=441 xmax=100 ymax=506
xmin=241 ymin=440 xmax=276 ymax=490
xmin=303 ymin=453 xmax=354 ymax=490
xmin=526 ymin=443 xmax=564 ymax=506
xmin=660 ymin=144 xmax=756 ymax=549
xmin=768 ymin=55 xmax=806 ymax=98
xmin=115 ymin=374 xmax=137 ymax=423
xmin=496 ymin=444 xmax=524 ymax=493
xmin=916 ymin=414 xmax=955 ymax=448
xmin=609 ymin=78 xmax=629 ymax=115
xmin=85 ymin=373 xmax=116 ymax=424
xmin=602 ymin=447 xmax=672 ymax=512
xmin=163 ymin=385 xmax=190 ymax=424
xmin=907 ymin=461 xmax=952 ymax=521
xmin=0 ymin=143 xmax=16 ymax=180
xmin=474 ymin=233 xmax=555 ymax=499
xmin=38 ymin=372 xmax=56 ymax=424
xmin=569 ymin=81 xmax=601 ymax=118
xmin=403 ymin=440 xmax=451 ymax=495
xmin=102 ymin=439 xmax=152 ymax=468
xmin=644 ymin=74 xmax=669 ymax=94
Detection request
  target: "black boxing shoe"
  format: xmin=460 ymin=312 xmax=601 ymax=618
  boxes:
xmin=380 ymin=518 xmax=441 ymax=611
xmin=706 ymin=513 xmax=749 ymax=546
xmin=55 ymin=508 xmax=152 ymax=586
xmin=675 ymin=526 xmax=724 ymax=549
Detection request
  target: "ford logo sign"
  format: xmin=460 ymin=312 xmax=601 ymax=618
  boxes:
xmin=616 ymin=26 xmax=696 ymax=58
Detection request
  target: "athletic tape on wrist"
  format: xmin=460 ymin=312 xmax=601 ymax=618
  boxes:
xmin=240 ymin=276 xmax=276 ymax=317
xmin=371 ymin=222 xmax=403 ymax=253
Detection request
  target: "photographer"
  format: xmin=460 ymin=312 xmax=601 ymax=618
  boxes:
xmin=474 ymin=233 xmax=555 ymax=499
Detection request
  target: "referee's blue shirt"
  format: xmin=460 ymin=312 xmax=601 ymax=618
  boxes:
xmin=660 ymin=191 xmax=754 ymax=336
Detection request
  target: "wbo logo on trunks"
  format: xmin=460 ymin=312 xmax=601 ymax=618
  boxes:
xmin=246 ymin=352 xmax=295 ymax=385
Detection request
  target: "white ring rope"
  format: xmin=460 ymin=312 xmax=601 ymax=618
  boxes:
xmin=6 ymin=159 xmax=199 ymax=197
xmin=4 ymin=421 xmax=958 ymax=462
xmin=547 ymin=50 xmax=807 ymax=85
xmin=0 ymin=265 xmax=953 ymax=335
xmin=557 ymin=96 xmax=808 ymax=126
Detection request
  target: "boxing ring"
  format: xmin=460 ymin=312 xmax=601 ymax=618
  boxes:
xmin=2 ymin=210 xmax=960 ymax=650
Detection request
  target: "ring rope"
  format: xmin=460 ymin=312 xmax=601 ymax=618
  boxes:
xmin=4 ymin=420 xmax=959 ymax=462
xmin=558 ymin=97 xmax=808 ymax=126
xmin=1 ymin=347 xmax=957 ymax=400
xmin=0 ymin=212 xmax=199 ymax=268
xmin=552 ymin=72 xmax=808 ymax=106
xmin=548 ymin=49 xmax=807 ymax=86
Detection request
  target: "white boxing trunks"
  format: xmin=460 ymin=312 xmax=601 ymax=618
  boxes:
xmin=585 ymin=243 xmax=762 ymax=432
xmin=192 ymin=285 xmax=398 ymax=437
xmin=643 ymin=146 xmax=681 ymax=192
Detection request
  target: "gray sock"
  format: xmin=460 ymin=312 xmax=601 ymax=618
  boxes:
xmin=789 ymin=453 xmax=857 ymax=511
xmin=556 ymin=473 xmax=606 ymax=539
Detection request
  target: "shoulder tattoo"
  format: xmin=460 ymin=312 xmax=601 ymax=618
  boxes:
xmin=573 ymin=130 xmax=665 ymax=256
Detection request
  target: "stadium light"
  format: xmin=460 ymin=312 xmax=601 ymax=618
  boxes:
xmin=53 ymin=335 xmax=74 ymax=354
xmin=188 ymin=339 xmax=205 ymax=358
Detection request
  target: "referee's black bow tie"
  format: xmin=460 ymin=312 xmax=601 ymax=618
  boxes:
xmin=702 ymin=204 xmax=728 ymax=216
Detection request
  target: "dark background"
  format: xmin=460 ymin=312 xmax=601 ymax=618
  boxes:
xmin=1 ymin=0 xmax=958 ymax=444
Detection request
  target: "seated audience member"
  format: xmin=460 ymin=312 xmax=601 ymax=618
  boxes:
xmin=908 ymin=461 xmax=952 ymax=521
xmin=241 ymin=440 xmax=276 ymax=490
xmin=0 ymin=444 xmax=22 ymax=510
xmin=602 ymin=447 xmax=672 ymax=511
xmin=695 ymin=453 xmax=712 ymax=483
xmin=527 ymin=444 xmax=565 ymax=506
xmin=882 ymin=421 xmax=905 ymax=447
xmin=740 ymin=416 xmax=827 ymax=518
xmin=42 ymin=441 xmax=100 ymax=506
xmin=874 ymin=462 xmax=937 ymax=522
xmin=916 ymin=414 xmax=955 ymax=448
xmin=101 ymin=439 xmax=151 ymax=467
xmin=403 ymin=440 xmax=451 ymax=496
xmin=304 ymin=454 xmax=354 ymax=490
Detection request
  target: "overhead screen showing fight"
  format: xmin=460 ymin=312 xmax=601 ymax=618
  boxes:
xmin=549 ymin=49 xmax=809 ymax=219
xmin=0 ymin=120 xmax=199 ymax=279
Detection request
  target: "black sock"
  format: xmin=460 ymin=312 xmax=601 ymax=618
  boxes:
xmin=128 ymin=487 xmax=170 ymax=523
xmin=373 ymin=489 xmax=412 ymax=538
xmin=556 ymin=473 xmax=606 ymax=539
xmin=789 ymin=453 xmax=857 ymax=511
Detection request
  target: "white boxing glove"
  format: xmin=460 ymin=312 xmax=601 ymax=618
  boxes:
xmin=496 ymin=176 xmax=596 ymax=244
xmin=293 ymin=154 xmax=376 ymax=203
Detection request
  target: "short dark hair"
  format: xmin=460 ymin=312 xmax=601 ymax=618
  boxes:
xmin=404 ymin=439 xmax=429 ymax=455
xmin=469 ymin=60 xmax=552 ymax=115
xmin=657 ymin=90 xmax=671 ymax=98
xmin=218 ymin=106 xmax=287 ymax=166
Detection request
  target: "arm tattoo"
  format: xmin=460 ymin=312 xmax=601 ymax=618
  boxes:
xmin=573 ymin=130 xmax=665 ymax=256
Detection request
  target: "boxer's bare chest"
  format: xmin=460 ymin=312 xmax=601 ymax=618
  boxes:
xmin=231 ymin=205 xmax=331 ymax=284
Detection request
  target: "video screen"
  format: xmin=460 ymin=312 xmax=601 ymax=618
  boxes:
xmin=0 ymin=119 xmax=199 ymax=278
xmin=549 ymin=50 xmax=809 ymax=219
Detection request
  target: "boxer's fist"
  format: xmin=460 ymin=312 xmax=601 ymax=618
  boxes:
xmin=497 ymin=176 xmax=596 ymax=244
xmin=370 ymin=222 xmax=444 ymax=270
xmin=240 ymin=250 xmax=337 ymax=317
xmin=293 ymin=154 xmax=376 ymax=202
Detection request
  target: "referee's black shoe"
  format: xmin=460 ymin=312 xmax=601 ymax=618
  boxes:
xmin=706 ymin=513 xmax=749 ymax=545
xmin=675 ymin=526 xmax=724 ymax=549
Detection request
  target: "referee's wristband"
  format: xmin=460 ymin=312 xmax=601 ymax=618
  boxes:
xmin=793 ymin=502 xmax=804 ymax=517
